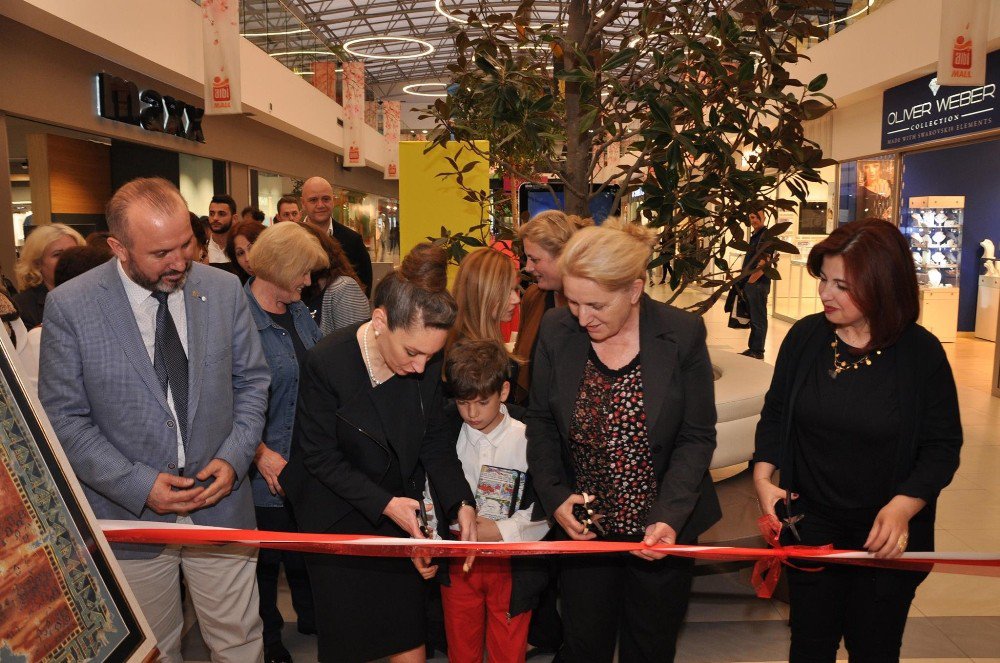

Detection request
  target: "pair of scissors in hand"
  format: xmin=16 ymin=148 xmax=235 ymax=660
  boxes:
xmin=580 ymin=492 xmax=607 ymax=536
xmin=781 ymin=489 xmax=804 ymax=543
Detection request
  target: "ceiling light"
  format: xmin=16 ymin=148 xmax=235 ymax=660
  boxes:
xmin=343 ymin=36 xmax=435 ymax=60
xmin=268 ymin=49 xmax=336 ymax=57
xmin=294 ymin=71 xmax=315 ymax=76
xmin=817 ymin=0 xmax=874 ymax=27
xmin=241 ymin=28 xmax=311 ymax=37
xmin=435 ymin=0 xmax=468 ymax=24
xmin=402 ymin=82 xmax=449 ymax=97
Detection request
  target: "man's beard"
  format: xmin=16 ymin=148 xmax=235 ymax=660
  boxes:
xmin=210 ymin=219 xmax=233 ymax=234
xmin=124 ymin=257 xmax=192 ymax=293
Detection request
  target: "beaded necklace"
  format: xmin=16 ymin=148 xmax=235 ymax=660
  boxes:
xmin=828 ymin=334 xmax=882 ymax=380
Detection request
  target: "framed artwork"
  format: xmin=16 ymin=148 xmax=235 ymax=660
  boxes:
xmin=0 ymin=332 xmax=156 ymax=662
xmin=798 ymin=202 xmax=829 ymax=235
xmin=856 ymin=156 xmax=897 ymax=222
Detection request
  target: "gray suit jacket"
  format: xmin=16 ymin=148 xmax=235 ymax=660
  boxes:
xmin=39 ymin=260 xmax=270 ymax=558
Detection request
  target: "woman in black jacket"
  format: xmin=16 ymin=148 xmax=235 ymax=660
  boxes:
xmin=526 ymin=219 xmax=720 ymax=663
xmin=753 ymin=218 xmax=962 ymax=663
xmin=281 ymin=244 xmax=477 ymax=663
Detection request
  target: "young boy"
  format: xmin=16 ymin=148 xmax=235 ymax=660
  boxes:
xmin=440 ymin=339 xmax=550 ymax=663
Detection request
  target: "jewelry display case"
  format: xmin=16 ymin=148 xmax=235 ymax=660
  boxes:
xmin=902 ymin=196 xmax=964 ymax=342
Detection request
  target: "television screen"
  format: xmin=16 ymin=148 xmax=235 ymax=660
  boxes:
xmin=520 ymin=184 xmax=620 ymax=223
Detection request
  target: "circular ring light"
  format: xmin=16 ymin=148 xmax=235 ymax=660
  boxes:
xmin=269 ymin=49 xmax=336 ymax=57
xmin=817 ymin=0 xmax=874 ymax=28
xmin=435 ymin=0 xmax=468 ymax=24
xmin=403 ymin=83 xmax=450 ymax=97
xmin=343 ymin=36 xmax=435 ymax=60
xmin=242 ymin=28 xmax=311 ymax=37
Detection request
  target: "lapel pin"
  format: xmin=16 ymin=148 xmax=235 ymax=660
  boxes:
xmin=192 ymin=290 xmax=207 ymax=302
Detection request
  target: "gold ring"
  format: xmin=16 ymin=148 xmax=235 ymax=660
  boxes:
xmin=897 ymin=534 xmax=909 ymax=552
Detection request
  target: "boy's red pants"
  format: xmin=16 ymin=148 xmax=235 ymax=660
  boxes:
xmin=441 ymin=557 xmax=531 ymax=663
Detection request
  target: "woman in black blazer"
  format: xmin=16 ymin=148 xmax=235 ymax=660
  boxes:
xmin=526 ymin=220 xmax=721 ymax=663
xmin=281 ymin=244 xmax=476 ymax=663
xmin=753 ymin=219 xmax=962 ymax=662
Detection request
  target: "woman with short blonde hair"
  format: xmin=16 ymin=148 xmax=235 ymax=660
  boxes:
xmin=526 ymin=218 xmax=720 ymax=663
xmin=448 ymin=248 xmax=521 ymax=354
xmin=248 ymin=222 xmax=328 ymax=292
xmin=14 ymin=224 xmax=86 ymax=328
xmin=243 ymin=220 xmax=329 ymax=661
xmin=512 ymin=210 xmax=593 ymax=402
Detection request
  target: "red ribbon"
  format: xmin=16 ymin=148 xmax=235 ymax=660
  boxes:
xmin=750 ymin=515 xmax=832 ymax=599
xmin=99 ymin=521 xmax=1000 ymax=589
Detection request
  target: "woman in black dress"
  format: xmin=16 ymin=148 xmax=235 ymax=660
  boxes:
xmin=753 ymin=218 xmax=963 ymax=662
xmin=281 ymin=243 xmax=477 ymax=663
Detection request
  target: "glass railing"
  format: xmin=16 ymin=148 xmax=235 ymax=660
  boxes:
xmin=802 ymin=0 xmax=895 ymax=47
xmin=239 ymin=1 xmax=339 ymax=81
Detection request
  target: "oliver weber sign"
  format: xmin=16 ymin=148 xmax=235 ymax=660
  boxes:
xmin=881 ymin=49 xmax=999 ymax=150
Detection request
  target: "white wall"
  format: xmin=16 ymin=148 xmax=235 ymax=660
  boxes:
xmin=179 ymin=153 xmax=215 ymax=217
xmin=792 ymin=0 xmax=1000 ymax=161
xmin=1 ymin=0 xmax=389 ymax=170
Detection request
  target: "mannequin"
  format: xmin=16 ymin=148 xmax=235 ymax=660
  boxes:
xmin=982 ymin=238 xmax=996 ymax=260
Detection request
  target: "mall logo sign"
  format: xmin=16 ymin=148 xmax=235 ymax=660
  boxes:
xmin=97 ymin=73 xmax=206 ymax=143
xmin=881 ymin=49 xmax=999 ymax=149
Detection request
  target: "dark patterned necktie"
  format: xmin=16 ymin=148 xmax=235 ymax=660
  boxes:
xmin=153 ymin=291 xmax=188 ymax=447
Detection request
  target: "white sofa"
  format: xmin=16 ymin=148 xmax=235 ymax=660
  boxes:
xmin=707 ymin=348 xmax=774 ymax=470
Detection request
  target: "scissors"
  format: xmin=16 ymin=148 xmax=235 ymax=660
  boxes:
xmin=580 ymin=492 xmax=607 ymax=536
xmin=411 ymin=479 xmax=433 ymax=539
xmin=781 ymin=489 xmax=804 ymax=543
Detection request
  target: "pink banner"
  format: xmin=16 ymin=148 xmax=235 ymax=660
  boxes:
xmin=201 ymin=0 xmax=242 ymax=114
xmin=343 ymin=62 xmax=366 ymax=167
xmin=383 ymin=101 xmax=400 ymax=180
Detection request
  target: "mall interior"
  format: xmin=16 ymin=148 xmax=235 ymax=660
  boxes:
xmin=1 ymin=0 xmax=1000 ymax=662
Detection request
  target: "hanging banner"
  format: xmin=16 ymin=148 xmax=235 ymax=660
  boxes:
xmin=383 ymin=101 xmax=400 ymax=180
xmin=343 ymin=62 xmax=366 ymax=167
xmin=201 ymin=0 xmax=242 ymax=114
xmin=937 ymin=0 xmax=992 ymax=86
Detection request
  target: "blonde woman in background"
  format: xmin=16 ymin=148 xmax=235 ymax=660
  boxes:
xmin=448 ymin=247 xmax=521 ymax=355
xmin=525 ymin=218 xmax=720 ymax=663
xmin=512 ymin=210 xmax=592 ymax=403
xmin=14 ymin=223 xmax=85 ymax=329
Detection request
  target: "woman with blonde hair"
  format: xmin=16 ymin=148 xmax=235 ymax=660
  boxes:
xmin=243 ymin=221 xmax=329 ymax=662
xmin=14 ymin=223 xmax=86 ymax=329
xmin=448 ymin=247 xmax=521 ymax=353
xmin=512 ymin=210 xmax=592 ymax=402
xmin=526 ymin=218 xmax=720 ymax=663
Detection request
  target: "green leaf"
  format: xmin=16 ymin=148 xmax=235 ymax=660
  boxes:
xmin=602 ymin=48 xmax=639 ymax=72
xmin=579 ymin=108 xmax=599 ymax=134
xmin=807 ymin=73 xmax=828 ymax=92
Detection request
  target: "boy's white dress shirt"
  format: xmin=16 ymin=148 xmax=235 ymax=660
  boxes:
xmin=455 ymin=405 xmax=550 ymax=543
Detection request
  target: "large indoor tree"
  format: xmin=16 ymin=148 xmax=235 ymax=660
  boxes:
xmin=422 ymin=0 xmax=835 ymax=308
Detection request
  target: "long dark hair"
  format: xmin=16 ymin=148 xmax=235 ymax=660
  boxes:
xmin=807 ymin=218 xmax=918 ymax=350
xmin=298 ymin=223 xmax=361 ymax=303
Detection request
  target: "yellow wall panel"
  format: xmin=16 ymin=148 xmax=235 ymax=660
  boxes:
xmin=399 ymin=140 xmax=489 ymax=258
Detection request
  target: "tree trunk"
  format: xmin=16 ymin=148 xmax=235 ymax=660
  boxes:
xmin=562 ymin=0 xmax=591 ymax=216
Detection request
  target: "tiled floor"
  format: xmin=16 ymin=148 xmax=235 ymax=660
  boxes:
xmin=183 ymin=287 xmax=1000 ymax=661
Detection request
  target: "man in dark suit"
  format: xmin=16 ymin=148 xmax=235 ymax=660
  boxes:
xmin=39 ymin=177 xmax=271 ymax=662
xmin=299 ymin=176 xmax=373 ymax=295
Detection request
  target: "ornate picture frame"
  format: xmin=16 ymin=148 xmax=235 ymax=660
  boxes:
xmin=0 ymin=331 xmax=156 ymax=662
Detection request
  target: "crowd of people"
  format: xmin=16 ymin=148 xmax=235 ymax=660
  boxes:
xmin=0 ymin=176 xmax=963 ymax=663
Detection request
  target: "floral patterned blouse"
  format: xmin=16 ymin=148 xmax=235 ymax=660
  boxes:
xmin=569 ymin=349 xmax=656 ymax=536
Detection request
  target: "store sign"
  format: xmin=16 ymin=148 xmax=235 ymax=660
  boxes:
xmin=881 ymin=50 xmax=999 ymax=149
xmin=96 ymin=73 xmax=206 ymax=143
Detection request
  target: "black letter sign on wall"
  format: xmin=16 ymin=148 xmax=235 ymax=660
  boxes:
xmin=96 ymin=73 xmax=206 ymax=143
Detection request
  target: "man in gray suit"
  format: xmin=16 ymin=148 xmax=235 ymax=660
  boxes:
xmin=39 ymin=178 xmax=270 ymax=662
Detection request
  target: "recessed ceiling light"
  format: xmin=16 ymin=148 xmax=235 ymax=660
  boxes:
xmin=343 ymin=36 xmax=434 ymax=60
